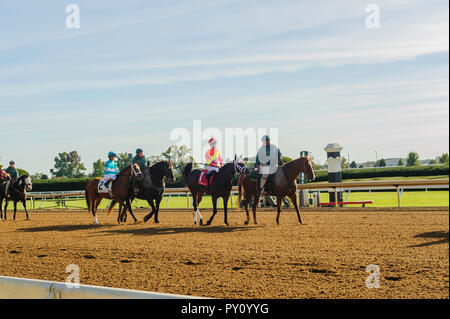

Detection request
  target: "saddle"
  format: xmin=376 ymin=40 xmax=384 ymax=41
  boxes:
xmin=98 ymin=177 xmax=113 ymax=195
xmin=198 ymin=170 xmax=215 ymax=187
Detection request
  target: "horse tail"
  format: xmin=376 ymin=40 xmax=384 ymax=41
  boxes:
xmin=182 ymin=163 xmax=193 ymax=186
xmin=236 ymin=174 xmax=244 ymax=212
xmin=107 ymin=200 xmax=118 ymax=216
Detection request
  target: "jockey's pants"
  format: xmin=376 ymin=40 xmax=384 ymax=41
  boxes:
xmin=205 ymin=166 xmax=219 ymax=173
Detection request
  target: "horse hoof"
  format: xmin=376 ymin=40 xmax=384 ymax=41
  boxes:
xmin=206 ymin=221 xmax=211 ymax=226
xmin=154 ymin=220 xmax=160 ymax=224
xmin=143 ymin=216 xmax=149 ymax=223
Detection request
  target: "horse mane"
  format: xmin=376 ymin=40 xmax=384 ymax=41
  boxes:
xmin=283 ymin=157 xmax=303 ymax=169
xmin=150 ymin=161 xmax=168 ymax=170
xmin=116 ymin=164 xmax=132 ymax=176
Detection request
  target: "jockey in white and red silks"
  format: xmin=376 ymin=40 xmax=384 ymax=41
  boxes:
xmin=204 ymin=138 xmax=223 ymax=174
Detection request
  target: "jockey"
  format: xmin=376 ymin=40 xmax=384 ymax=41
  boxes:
xmin=255 ymin=135 xmax=283 ymax=193
xmin=205 ymin=138 xmax=223 ymax=175
xmin=132 ymin=148 xmax=147 ymax=171
xmin=103 ymin=152 xmax=119 ymax=188
xmin=5 ymin=161 xmax=18 ymax=196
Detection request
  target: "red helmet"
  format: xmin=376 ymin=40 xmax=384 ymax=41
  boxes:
xmin=208 ymin=138 xmax=217 ymax=146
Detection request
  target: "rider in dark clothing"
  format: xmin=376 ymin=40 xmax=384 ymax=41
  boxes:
xmin=132 ymin=148 xmax=148 ymax=171
xmin=5 ymin=161 xmax=19 ymax=196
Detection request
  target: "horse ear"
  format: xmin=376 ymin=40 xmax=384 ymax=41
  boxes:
xmin=234 ymin=154 xmax=237 ymax=161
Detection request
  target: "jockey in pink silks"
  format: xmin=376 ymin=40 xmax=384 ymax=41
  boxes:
xmin=204 ymin=138 xmax=223 ymax=174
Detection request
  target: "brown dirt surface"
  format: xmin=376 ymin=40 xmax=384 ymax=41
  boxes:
xmin=0 ymin=209 xmax=448 ymax=299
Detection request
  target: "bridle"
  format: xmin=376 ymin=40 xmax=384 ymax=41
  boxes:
xmin=130 ymin=164 xmax=142 ymax=177
xmin=234 ymin=159 xmax=248 ymax=174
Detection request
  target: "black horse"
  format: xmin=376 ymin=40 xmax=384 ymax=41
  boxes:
xmin=0 ymin=175 xmax=33 ymax=221
xmin=108 ymin=161 xmax=175 ymax=224
xmin=183 ymin=156 xmax=249 ymax=226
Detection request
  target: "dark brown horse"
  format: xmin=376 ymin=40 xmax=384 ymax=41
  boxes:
xmin=236 ymin=156 xmax=315 ymax=225
xmin=85 ymin=164 xmax=141 ymax=224
xmin=183 ymin=156 xmax=249 ymax=226
xmin=108 ymin=160 xmax=175 ymax=224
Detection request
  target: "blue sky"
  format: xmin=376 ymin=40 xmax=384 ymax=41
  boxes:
xmin=0 ymin=0 xmax=448 ymax=174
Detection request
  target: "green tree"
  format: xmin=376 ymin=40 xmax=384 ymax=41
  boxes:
xmin=92 ymin=159 xmax=104 ymax=177
xmin=350 ymin=161 xmax=357 ymax=168
xmin=31 ymin=172 xmax=45 ymax=180
xmin=341 ymin=157 xmax=348 ymax=169
xmin=397 ymin=159 xmax=404 ymax=166
xmin=282 ymin=156 xmax=293 ymax=163
xmin=17 ymin=168 xmax=30 ymax=176
xmin=160 ymin=145 xmax=194 ymax=178
xmin=406 ymin=152 xmax=420 ymax=167
xmin=53 ymin=151 xmax=87 ymax=178
xmin=117 ymin=153 xmax=133 ymax=170
xmin=378 ymin=158 xmax=386 ymax=167
xmin=439 ymin=153 xmax=449 ymax=165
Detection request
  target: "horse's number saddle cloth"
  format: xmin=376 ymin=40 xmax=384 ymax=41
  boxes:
xmin=198 ymin=170 xmax=214 ymax=187
xmin=98 ymin=178 xmax=113 ymax=194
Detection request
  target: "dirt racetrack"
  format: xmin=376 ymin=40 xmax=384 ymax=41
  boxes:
xmin=0 ymin=208 xmax=448 ymax=299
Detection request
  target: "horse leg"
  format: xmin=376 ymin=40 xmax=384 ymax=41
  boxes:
xmin=117 ymin=202 xmax=122 ymax=224
xmin=243 ymin=192 xmax=251 ymax=225
xmin=93 ymin=197 xmax=102 ymax=224
xmin=289 ymin=192 xmax=303 ymax=224
xmin=252 ymin=189 xmax=260 ymax=225
xmin=143 ymin=199 xmax=155 ymax=223
xmin=23 ymin=199 xmax=29 ymax=220
xmin=192 ymin=191 xmax=198 ymax=225
xmin=276 ymin=196 xmax=283 ymax=225
xmin=13 ymin=201 xmax=17 ymax=221
xmin=4 ymin=200 xmax=8 ymax=220
xmin=154 ymin=195 xmax=162 ymax=223
xmin=0 ymin=198 xmax=3 ymax=220
xmin=223 ymin=195 xmax=230 ymax=226
xmin=207 ymin=195 xmax=218 ymax=225
xmin=197 ymin=193 xmax=204 ymax=225
xmin=126 ymin=199 xmax=137 ymax=223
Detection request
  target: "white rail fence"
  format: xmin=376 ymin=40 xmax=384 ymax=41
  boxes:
xmin=26 ymin=179 xmax=449 ymax=209
xmin=0 ymin=276 xmax=198 ymax=299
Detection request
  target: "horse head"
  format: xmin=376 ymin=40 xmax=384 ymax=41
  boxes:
xmin=301 ymin=155 xmax=316 ymax=181
xmin=18 ymin=175 xmax=33 ymax=192
xmin=234 ymin=155 xmax=250 ymax=175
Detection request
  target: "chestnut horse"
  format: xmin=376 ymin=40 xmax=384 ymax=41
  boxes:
xmin=85 ymin=164 xmax=141 ymax=224
xmin=236 ymin=156 xmax=315 ymax=225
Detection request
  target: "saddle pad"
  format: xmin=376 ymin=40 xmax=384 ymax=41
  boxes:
xmin=98 ymin=178 xmax=113 ymax=194
xmin=198 ymin=170 xmax=209 ymax=187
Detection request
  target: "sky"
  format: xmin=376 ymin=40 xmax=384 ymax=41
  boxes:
xmin=0 ymin=0 xmax=448 ymax=174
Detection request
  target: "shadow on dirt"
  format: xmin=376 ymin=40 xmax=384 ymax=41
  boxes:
xmin=16 ymin=224 xmax=111 ymax=233
xmin=410 ymin=230 xmax=449 ymax=247
xmin=98 ymin=225 xmax=255 ymax=237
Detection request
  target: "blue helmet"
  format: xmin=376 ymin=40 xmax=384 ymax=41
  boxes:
xmin=108 ymin=151 xmax=117 ymax=158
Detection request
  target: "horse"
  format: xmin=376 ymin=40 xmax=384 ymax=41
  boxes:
xmin=84 ymin=164 xmax=142 ymax=224
xmin=183 ymin=156 xmax=249 ymax=226
xmin=236 ymin=155 xmax=315 ymax=225
xmin=0 ymin=175 xmax=33 ymax=221
xmin=108 ymin=160 xmax=175 ymax=224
